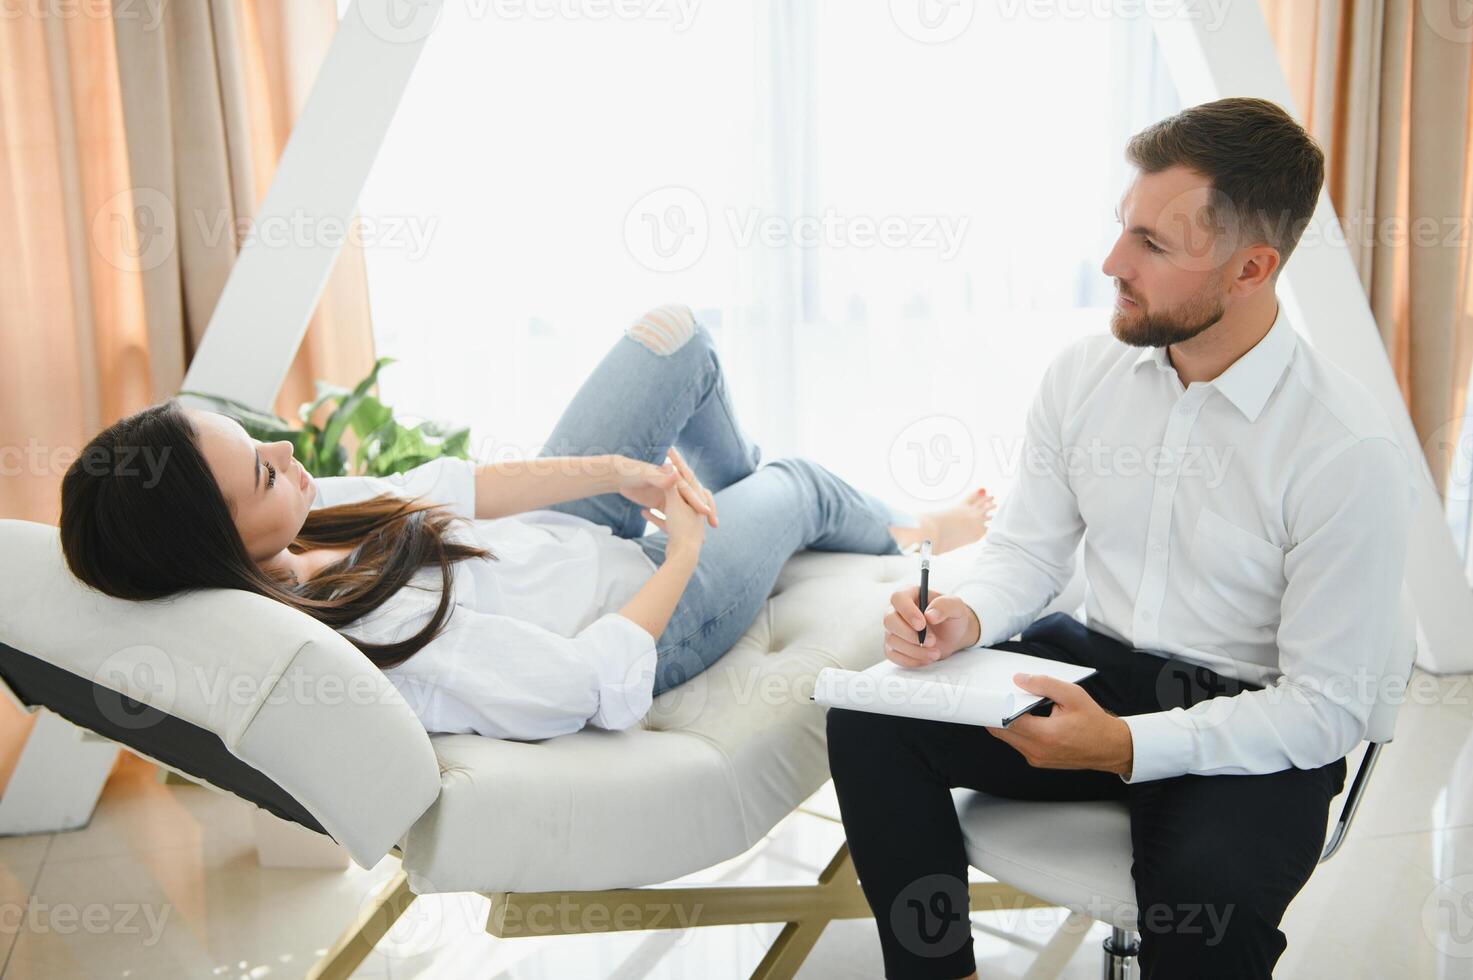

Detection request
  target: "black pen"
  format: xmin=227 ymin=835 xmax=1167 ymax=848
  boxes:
xmin=917 ymin=538 xmax=932 ymax=644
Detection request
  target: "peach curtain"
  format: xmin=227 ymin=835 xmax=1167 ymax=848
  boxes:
xmin=0 ymin=0 xmax=376 ymax=526
xmin=1260 ymin=0 xmax=1473 ymax=498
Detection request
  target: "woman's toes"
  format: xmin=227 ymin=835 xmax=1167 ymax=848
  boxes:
xmin=922 ymin=498 xmax=996 ymax=555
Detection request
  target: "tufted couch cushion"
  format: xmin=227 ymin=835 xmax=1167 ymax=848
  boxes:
xmin=398 ymin=541 xmax=1083 ymax=894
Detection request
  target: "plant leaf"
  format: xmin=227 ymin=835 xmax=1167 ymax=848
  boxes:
xmin=301 ymin=379 xmax=351 ymax=430
xmin=188 ymin=355 xmax=477 ymax=480
xmin=349 ymin=397 xmax=393 ymax=440
xmin=318 ymin=357 xmax=394 ymax=470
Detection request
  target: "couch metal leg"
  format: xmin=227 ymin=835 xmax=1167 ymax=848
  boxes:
xmin=1101 ymin=926 xmax=1139 ymax=979
xmin=747 ymin=842 xmax=859 ymax=980
xmin=486 ymin=842 xmax=874 ymax=979
xmin=750 ymin=919 xmax=827 ymax=980
xmin=484 ymin=841 xmax=1055 ymax=979
xmin=306 ymin=870 xmax=416 ymax=980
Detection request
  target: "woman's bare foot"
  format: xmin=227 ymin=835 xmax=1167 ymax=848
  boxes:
xmin=890 ymin=488 xmax=997 ymax=555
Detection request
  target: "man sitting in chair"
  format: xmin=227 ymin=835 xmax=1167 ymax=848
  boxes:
xmin=827 ymin=96 xmax=1416 ymax=979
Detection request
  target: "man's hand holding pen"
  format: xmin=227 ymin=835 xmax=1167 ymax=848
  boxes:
xmin=882 ymin=585 xmax=981 ymax=667
xmin=881 ymin=576 xmax=1134 ymax=779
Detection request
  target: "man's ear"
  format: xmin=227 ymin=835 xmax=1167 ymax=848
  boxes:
xmin=1230 ymin=244 xmax=1280 ymax=296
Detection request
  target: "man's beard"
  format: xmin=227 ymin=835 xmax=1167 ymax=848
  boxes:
xmin=1110 ymin=281 xmax=1225 ymax=348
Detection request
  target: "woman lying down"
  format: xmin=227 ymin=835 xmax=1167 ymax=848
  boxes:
xmin=57 ymin=304 xmax=995 ymax=741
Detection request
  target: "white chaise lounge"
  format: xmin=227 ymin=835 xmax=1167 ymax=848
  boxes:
xmin=2 ymin=518 xmax=1085 ymax=978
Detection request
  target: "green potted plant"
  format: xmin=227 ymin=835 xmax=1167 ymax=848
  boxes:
xmin=180 ymin=356 xmax=471 ymax=478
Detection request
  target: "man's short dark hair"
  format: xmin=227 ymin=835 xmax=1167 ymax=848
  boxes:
xmin=1125 ymin=97 xmax=1325 ymax=272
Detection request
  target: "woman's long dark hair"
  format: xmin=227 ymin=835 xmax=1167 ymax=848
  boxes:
xmin=58 ymin=398 xmax=494 ymax=669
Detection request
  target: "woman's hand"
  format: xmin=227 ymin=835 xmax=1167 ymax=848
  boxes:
xmin=615 ymin=447 xmax=718 ymax=528
xmin=641 ymin=472 xmax=707 ymax=555
xmin=617 ymin=455 xmax=708 ymax=640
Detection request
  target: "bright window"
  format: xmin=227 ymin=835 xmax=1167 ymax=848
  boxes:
xmin=345 ymin=0 xmax=1179 ymax=513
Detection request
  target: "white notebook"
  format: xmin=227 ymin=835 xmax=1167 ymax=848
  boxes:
xmin=811 ymin=648 xmax=1097 ymax=728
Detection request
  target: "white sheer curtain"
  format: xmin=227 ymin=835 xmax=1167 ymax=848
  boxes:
xmin=348 ymin=0 xmax=1179 ymax=513
xmin=1445 ymin=378 xmax=1473 ymax=580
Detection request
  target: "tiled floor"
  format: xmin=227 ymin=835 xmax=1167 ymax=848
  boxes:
xmin=6 ymin=666 xmax=1473 ymax=978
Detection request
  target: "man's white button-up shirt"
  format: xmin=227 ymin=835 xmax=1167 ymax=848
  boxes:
xmin=949 ymin=305 xmax=1416 ymax=783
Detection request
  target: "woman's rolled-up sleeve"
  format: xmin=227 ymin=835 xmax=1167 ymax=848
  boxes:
xmin=384 ymin=603 xmax=659 ymax=740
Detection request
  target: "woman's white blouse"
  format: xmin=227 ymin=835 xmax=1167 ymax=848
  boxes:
xmin=309 ymin=457 xmax=660 ymax=740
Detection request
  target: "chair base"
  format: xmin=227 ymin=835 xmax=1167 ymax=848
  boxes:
xmin=1102 ymin=926 xmax=1140 ymax=979
xmin=307 ymin=841 xmax=1061 ymax=980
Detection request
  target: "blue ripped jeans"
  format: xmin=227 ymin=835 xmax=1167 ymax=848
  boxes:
xmin=537 ymin=306 xmax=914 ymax=695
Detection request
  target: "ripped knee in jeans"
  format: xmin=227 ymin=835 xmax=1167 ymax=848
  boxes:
xmin=626 ymin=303 xmax=697 ymax=355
